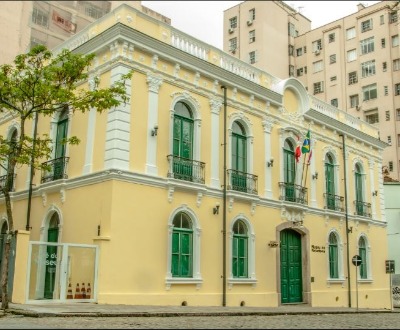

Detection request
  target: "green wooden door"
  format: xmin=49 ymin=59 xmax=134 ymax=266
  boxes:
xmin=325 ymin=156 xmax=335 ymax=210
xmin=231 ymin=122 xmax=247 ymax=192
xmin=54 ymin=114 xmax=68 ymax=180
xmin=44 ymin=227 xmax=59 ymax=299
xmin=280 ymin=229 xmax=303 ymax=303
xmin=284 ymin=140 xmax=295 ymax=201
xmin=355 ymin=165 xmax=363 ymax=215
xmin=173 ymin=114 xmax=193 ymax=179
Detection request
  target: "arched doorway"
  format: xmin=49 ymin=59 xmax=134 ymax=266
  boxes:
xmin=280 ymin=229 xmax=303 ymax=303
xmin=44 ymin=214 xmax=59 ymax=299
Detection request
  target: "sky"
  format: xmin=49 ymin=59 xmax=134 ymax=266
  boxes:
xmin=141 ymin=1 xmax=381 ymax=49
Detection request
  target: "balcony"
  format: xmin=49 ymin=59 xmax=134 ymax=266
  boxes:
xmin=354 ymin=200 xmax=371 ymax=218
xmin=0 ymin=174 xmax=16 ymax=192
xmin=41 ymin=157 xmax=70 ymax=183
xmin=279 ymin=182 xmax=308 ymax=205
xmin=323 ymin=193 xmax=344 ymax=212
xmin=227 ymin=169 xmax=258 ymax=195
xmin=167 ymin=155 xmax=205 ymax=184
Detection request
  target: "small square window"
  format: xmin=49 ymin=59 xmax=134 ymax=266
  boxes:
xmin=389 ymin=161 xmax=394 ymax=171
xmin=331 ymin=98 xmax=338 ymax=107
xmin=384 ymin=86 xmax=389 ymax=96
xmin=386 ymin=111 xmax=390 ymax=121
xmin=329 ymin=33 xmax=335 ymax=43
xmin=330 ymin=54 xmax=336 ymax=64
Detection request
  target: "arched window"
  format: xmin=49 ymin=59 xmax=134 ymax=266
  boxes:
xmin=171 ymin=212 xmax=193 ymax=277
xmin=328 ymin=232 xmax=339 ymax=279
xmin=232 ymin=219 xmax=248 ymax=278
xmin=355 ymin=163 xmax=364 ymax=216
xmin=231 ymin=121 xmax=247 ymax=192
xmin=358 ymin=236 xmax=368 ymax=279
xmin=283 ymin=139 xmax=296 ymax=201
xmin=325 ymin=153 xmax=335 ymax=210
xmin=172 ymin=102 xmax=194 ymax=181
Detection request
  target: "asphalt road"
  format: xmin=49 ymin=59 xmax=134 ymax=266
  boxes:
xmin=1 ymin=312 xmax=400 ymax=329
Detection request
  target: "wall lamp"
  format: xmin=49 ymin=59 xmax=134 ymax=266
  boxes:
xmin=213 ymin=203 xmax=220 ymax=215
xmin=312 ymin=172 xmax=318 ymax=180
xmin=347 ymin=226 xmax=353 ymax=234
xmin=151 ymin=125 xmax=158 ymax=136
xmin=267 ymin=158 xmax=274 ymax=167
xmin=372 ymin=190 xmax=378 ymax=196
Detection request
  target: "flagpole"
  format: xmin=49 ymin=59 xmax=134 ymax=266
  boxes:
xmin=301 ymin=153 xmax=307 ymax=187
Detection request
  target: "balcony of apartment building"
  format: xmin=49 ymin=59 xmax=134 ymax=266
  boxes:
xmin=41 ymin=157 xmax=70 ymax=183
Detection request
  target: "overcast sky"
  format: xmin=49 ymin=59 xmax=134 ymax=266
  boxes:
xmin=141 ymin=1 xmax=381 ymax=49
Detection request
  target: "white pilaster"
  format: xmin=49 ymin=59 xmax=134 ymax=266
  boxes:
xmin=145 ymin=74 xmax=163 ymax=175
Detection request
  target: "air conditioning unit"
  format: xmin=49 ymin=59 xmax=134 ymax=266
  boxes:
xmin=228 ymin=28 xmax=234 ymax=34
xmin=247 ymin=20 xmax=253 ymax=26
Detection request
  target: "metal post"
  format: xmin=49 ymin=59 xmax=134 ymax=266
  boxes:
xmin=340 ymin=133 xmax=352 ymax=308
xmin=390 ymin=272 xmax=393 ymax=311
xmin=221 ymin=85 xmax=227 ymax=307
xmin=356 ymin=264 xmax=359 ymax=311
xmin=26 ymin=112 xmax=39 ymax=231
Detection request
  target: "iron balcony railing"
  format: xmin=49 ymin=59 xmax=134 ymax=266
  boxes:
xmin=41 ymin=157 xmax=70 ymax=183
xmin=0 ymin=174 xmax=16 ymax=192
xmin=323 ymin=193 xmax=344 ymax=212
xmin=354 ymin=200 xmax=372 ymax=218
xmin=227 ymin=169 xmax=258 ymax=195
xmin=279 ymin=182 xmax=308 ymax=205
xmin=167 ymin=155 xmax=205 ymax=184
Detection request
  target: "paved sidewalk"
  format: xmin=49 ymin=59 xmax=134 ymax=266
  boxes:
xmin=2 ymin=302 xmax=399 ymax=318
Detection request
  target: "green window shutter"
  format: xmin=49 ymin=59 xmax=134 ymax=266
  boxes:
xmin=232 ymin=235 xmax=248 ymax=278
xmin=171 ymin=229 xmax=193 ymax=277
xmin=325 ymin=162 xmax=335 ymax=209
xmin=359 ymin=246 xmax=367 ymax=279
xmin=329 ymin=244 xmax=338 ymax=278
xmin=171 ymin=232 xmax=180 ymax=276
xmin=55 ymin=118 xmax=68 ymax=159
xmin=238 ymin=236 xmax=248 ymax=277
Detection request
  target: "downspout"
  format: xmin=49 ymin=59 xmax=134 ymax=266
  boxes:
xmin=26 ymin=112 xmax=39 ymax=231
xmin=340 ymin=133 xmax=352 ymax=307
xmin=221 ymin=85 xmax=227 ymax=307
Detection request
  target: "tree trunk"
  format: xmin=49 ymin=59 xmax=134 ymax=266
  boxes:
xmin=1 ymin=236 xmax=10 ymax=310
xmin=1 ymin=189 xmax=14 ymax=310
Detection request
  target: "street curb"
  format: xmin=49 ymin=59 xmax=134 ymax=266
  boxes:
xmin=5 ymin=309 xmax=395 ymax=318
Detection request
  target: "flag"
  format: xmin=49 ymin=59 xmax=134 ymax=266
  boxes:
xmin=295 ymin=145 xmax=301 ymax=163
xmin=301 ymin=130 xmax=311 ymax=154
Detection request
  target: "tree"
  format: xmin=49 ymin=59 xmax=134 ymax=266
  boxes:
xmin=0 ymin=45 xmax=132 ymax=309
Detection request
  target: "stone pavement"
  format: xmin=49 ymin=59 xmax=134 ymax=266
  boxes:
xmin=2 ymin=302 xmax=399 ymax=318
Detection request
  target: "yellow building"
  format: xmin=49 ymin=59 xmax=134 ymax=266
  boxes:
xmin=1 ymin=4 xmax=390 ymax=308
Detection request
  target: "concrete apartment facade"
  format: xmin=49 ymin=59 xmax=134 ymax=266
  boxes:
xmin=1 ymin=3 xmax=390 ymax=309
xmin=0 ymin=1 xmax=169 ymax=66
xmin=223 ymin=1 xmax=400 ymax=182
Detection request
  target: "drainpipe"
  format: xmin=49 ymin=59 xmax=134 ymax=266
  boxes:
xmin=340 ymin=133 xmax=352 ymax=308
xmin=221 ymin=85 xmax=227 ymax=307
xmin=26 ymin=112 xmax=39 ymax=231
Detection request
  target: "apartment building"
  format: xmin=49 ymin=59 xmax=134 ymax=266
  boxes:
xmin=0 ymin=1 xmax=170 ymax=66
xmin=2 ymin=3 xmax=389 ymax=308
xmin=223 ymin=1 xmax=311 ymax=79
xmin=223 ymin=1 xmax=400 ymax=181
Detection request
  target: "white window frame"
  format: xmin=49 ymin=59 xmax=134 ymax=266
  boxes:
xmin=313 ymin=60 xmax=323 ymax=73
xmin=346 ymin=27 xmax=356 ymax=40
xmin=165 ymin=206 xmax=203 ymax=288
xmin=347 ymin=49 xmax=357 ymax=62
xmin=227 ymin=215 xmax=257 ymax=285
xmin=361 ymin=60 xmax=376 ymax=78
